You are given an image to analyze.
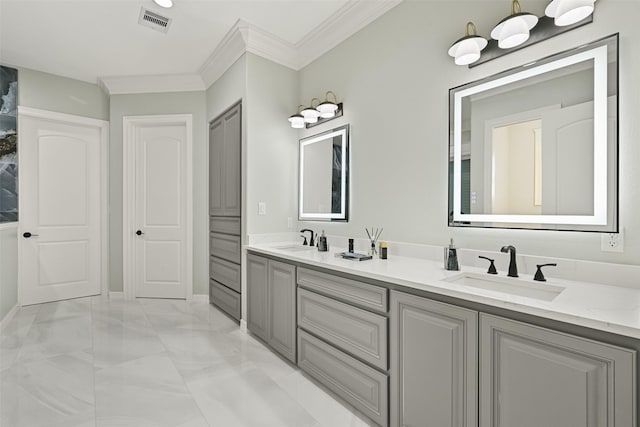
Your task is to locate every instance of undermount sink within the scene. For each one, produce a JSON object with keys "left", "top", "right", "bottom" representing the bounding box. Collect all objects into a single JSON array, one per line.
[
  {"left": 443, "top": 272, "right": 565, "bottom": 301},
  {"left": 272, "top": 244, "right": 317, "bottom": 252}
]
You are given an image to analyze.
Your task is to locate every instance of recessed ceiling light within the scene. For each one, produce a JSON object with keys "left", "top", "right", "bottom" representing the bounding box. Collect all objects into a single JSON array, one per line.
[{"left": 153, "top": 0, "right": 173, "bottom": 8}]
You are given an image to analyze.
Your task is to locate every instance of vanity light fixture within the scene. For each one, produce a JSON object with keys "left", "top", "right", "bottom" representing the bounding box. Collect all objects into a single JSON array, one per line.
[
  {"left": 288, "top": 105, "right": 306, "bottom": 129},
  {"left": 153, "top": 0, "right": 173, "bottom": 7},
  {"left": 491, "top": 0, "right": 539, "bottom": 49},
  {"left": 316, "top": 91, "right": 339, "bottom": 119},
  {"left": 301, "top": 98, "right": 321, "bottom": 124},
  {"left": 448, "top": 22, "right": 488, "bottom": 66},
  {"left": 545, "top": 0, "right": 596, "bottom": 26}
]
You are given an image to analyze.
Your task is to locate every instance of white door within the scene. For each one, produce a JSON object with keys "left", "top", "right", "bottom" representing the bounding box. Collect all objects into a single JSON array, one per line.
[
  {"left": 124, "top": 116, "right": 192, "bottom": 300},
  {"left": 19, "top": 108, "right": 108, "bottom": 306}
]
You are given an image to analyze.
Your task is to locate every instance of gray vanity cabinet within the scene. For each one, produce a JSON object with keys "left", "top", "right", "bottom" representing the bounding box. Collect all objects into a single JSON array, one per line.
[
  {"left": 390, "top": 290, "right": 478, "bottom": 427},
  {"left": 246, "top": 253, "right": 297, "bottom": 363},
  {"left": 479, "top": 314, "right": 636, "bottom": 427}
]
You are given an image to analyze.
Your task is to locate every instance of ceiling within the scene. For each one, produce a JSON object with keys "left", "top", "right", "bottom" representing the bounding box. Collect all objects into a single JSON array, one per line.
[{"left": 0, "top": 0, "right": 387, "bottom": 85}]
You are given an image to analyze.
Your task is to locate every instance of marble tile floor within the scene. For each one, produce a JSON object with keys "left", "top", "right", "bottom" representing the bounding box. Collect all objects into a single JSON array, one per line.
[{"left": 0, "top": 296, "right": 376, "bottom": 427}]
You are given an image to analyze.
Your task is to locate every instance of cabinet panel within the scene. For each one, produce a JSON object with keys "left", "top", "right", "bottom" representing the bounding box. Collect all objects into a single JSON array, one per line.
[
  {"left": 209, "top": 216, "right": 240, "bottom": 235},
  {"left": 210, "top": 256, "right": 241, "bottom": 293},
  {"left": 209, "top": 279, "right": 240, "bottom": 321},
  {"left": 209, "top": 232, "right": 241, "bottom": 264},
  {"left": 480, "top": 314, "right": 636, "bottom": 427},
  {"left": 298, "top": 288, "right": 387, "bottom": 370},
  {"left": 390, "top": 291, "right": 478, "bottom": 427},
  {"left": 298, "top": 329, "right": 388, "bottom": 427},
  {"left": 222, "top": 106, "right": 241, "bottom": 216},
  {"left": 268, "top": 260, "right": 297, "bottom": 363},
  {"left": 297, "top": 267, "right": 388, "bottom": 313},
  {"left": 209, "top": 120, "right": 224, "bottom": 216},
  {"left": 247, "top": 254, "right": 269, "bottom": 341}
]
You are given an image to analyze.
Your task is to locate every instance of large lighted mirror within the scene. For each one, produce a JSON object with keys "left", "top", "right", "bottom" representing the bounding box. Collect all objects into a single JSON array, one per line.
[
  {"left": 299, "top": 124, "right": 349, "bottom": 221},
  {"left": 449, "top": 34, "right": 618, "bottom": 231}
]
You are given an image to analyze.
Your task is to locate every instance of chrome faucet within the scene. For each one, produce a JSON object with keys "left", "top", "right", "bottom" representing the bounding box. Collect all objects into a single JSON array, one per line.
[
  {"left": 500, "top": 245, "right": 518, "bottom": 277},
  {"left": 300, "top": 229, "right": 315, "bottom": 246}
]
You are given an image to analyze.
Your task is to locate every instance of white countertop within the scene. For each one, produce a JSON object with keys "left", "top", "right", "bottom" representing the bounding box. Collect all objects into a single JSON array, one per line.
[{"left": 247, "top": 242, "right": 640, "bottom": 340}]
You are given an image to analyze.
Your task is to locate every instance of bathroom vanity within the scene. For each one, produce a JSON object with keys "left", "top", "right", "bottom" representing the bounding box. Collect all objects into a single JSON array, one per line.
[{"left": 245, "top": 244, "right": 638, "bottom": 427}]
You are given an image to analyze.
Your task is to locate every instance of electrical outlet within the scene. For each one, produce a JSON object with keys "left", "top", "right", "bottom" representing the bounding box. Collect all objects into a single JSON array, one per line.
[
  {"left": 601, "top": 229, "right": 624, "bottom": 253},
  {"left": 258, "top": 202, "right": 266, "bottom": 216}
]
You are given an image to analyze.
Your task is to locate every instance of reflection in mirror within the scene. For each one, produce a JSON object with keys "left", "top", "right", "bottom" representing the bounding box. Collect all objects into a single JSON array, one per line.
[
  {"left": 299, "top": 124, "right": 349, "bottom": 221},
  {"left": 449, "top": 34, "right": 618, "bottom": 231}
]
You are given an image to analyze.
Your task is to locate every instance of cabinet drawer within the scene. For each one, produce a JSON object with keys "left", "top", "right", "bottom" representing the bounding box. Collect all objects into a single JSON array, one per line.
[
  {"left": 210, "top": 256, "right": 241, "bottom": 293},
  {"left": 210, "top": 232, "right": 241, "bottom": 264},
  {"left": 298, "top": 329, "right": 388, "bottom": 427},
  {"left": 297, "top": 267, "right": 388, "bottom": 313},
  {"left": 210, "top": 279, "right": 241, "bottom": 321},
  {"left": 210, "top": 216, "right": 240, "bottom": 235},
  {"left": 298, "top": 288, "right": 387, "bottom": 370}
]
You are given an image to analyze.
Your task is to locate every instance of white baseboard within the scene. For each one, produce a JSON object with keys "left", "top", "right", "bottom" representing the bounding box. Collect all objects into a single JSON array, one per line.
[
  {"left": 240, "top": 319, "right": 248, "bottom": 333},
  {"left": 108, "top": 291, "right": 124, "bottom": 300},
  {"left": 192, "top": 294, "right": 209, "bottom": 303},
  {"left": 0, "top": 303, "right": 19, "bottom": 332}
]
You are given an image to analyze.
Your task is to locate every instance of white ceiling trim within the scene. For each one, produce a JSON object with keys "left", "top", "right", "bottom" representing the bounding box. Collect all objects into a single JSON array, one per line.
[
  {"left": 99, "top": 73, "right": 205, "bottom": 95},
  {"left": 295, "top": 0, "right": 403, "bottom": 69},
  {"left": 101, "top": 0, "right": 403, "bottom": 94}
]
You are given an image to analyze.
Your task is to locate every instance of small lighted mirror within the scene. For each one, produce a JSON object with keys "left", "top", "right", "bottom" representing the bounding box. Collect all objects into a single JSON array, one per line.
[
  {"left": 449, "top": 34, "right": 618, "bottom": 231},
  {"left": 299, "top": 125, "right": 349, "bottom": 221}
]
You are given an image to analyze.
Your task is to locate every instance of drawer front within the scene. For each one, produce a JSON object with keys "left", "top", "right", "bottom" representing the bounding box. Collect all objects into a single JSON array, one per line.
[
  {"left": 210, "top": 279, "right": 241, "bottom": 321},
  {"left": 210, "top": 232, "right": 241, "bottom": 264},
  {"left": 298, "top": 288, "right": 388, "bottom": 370},
  {"left": 297, "top": 267, "right": 388, "bottom": 313},
  {"left": 210, "top": 216, "right": 241, "bottom": 235},
  {"left": 210, "top": 256, "right": 241, "bottom": 292},
  {"left": 298, "top": 329, "right": 388, "bottom": 427}
]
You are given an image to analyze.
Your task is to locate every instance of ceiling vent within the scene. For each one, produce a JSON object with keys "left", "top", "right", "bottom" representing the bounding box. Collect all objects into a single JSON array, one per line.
[{"left": 138, "top": 7, "right": 172, "bottom": 34}]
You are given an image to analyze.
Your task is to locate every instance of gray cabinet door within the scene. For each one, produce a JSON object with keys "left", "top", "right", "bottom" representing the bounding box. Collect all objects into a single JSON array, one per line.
[
  {"left": 480, "top": 314, "right": 636, "bottom": 427},
  {"left": 268, "top": 260, "right": 297, "bottom": 363},
  {"left": 247, "top": 254, "right": 269, "bottom": 341},
  {"left": 209, "top": 119, "right": 224, "bottom": 216},
  {"left": 390, "top": 291, "right": 478, "bottom": 427},
  {"left": 209, "top": 103, "right": 240, "bottom": 216},
  {"left": 221, "top": 105, "right": 241, "bottom": 216}
]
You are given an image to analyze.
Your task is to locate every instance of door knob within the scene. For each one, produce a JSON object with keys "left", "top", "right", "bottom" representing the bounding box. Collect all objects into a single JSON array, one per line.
[
  {"left": 22, "top": 232, "right": 39, "bottom": 238},
  {"left": 135, "top": 230, "right": 144, "bottom": 236}
]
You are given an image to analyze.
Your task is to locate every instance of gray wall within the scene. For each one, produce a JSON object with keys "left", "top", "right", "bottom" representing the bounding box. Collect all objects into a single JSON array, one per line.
[
  {"left": 297, "top": 0, "right": 640, "bottom": 265},
  {"left": 109, "top": 91, "right": 208, "bottom": 294},
  {"left": 0, "top": 225, "right": 18, "bottom": 321}
]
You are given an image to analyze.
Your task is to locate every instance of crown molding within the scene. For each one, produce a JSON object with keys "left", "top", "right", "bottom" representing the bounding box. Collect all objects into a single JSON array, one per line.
[
  {"left": 295, "top": 0, "right": 403, "bottom": 69},
  {"left": 99, "top": 73, "right": 205, "bottom": 95},
  {"left": 199, "top": 19, "right": 250, "bottom": 88}
]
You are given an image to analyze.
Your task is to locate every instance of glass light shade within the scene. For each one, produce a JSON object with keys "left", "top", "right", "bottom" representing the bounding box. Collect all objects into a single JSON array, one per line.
[
  {"left": 153, "top": 0, "right": 173, "bottom": 7},
  {"left": 288, "top": 114, "right": 305, "bottom": 128},
  {"left": 448, "top": 35, "right": 488, "bottom": 66},
  {"left": 301, "top": 107, "right": 320, "bottom": 123},
  {"left": 316, "top": 102, "right": 338, "bottom": 119},
  {"left": 491, "top": 13, "right": 538, "bottom": 49},
  {"left": 545, "top": 0, "right": 595, "bottom": 26}
]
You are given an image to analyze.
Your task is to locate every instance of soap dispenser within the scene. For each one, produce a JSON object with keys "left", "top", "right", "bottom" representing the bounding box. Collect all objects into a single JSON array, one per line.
[
  {"left": 445, "top": 238, "right": 460, "bottom": 271},
  {"left": 317, "top": 230, "right": 328, "bottom": 252}
]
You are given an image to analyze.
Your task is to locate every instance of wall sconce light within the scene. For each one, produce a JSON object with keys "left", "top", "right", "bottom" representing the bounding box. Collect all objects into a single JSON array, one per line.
[
  {"left": 450, "top": 0, "right": 595, "bottom": 67},
  {"left": 448, "top": 22, "right": 488, "bottom": 66},
  {"left": 288, "top": 91, "right": 343, "bottom": 129},
  {"left": 545, "top": 0, "right": 596, "bottom": 26},
  {"left": 316, "top": 91, "right": 339, "bottom": 118},
  {"left": 491, "top": 0, "right": 539, "bottom": 49},
  {"left": 288, "top": 105, "right": 306, "bottom": 129}
]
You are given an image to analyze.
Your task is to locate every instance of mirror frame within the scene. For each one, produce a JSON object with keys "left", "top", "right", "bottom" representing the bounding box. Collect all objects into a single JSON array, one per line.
[
  {"left": 449, "top": 34, "right": 618, "bottom": 231},
  {"left": 299, "top": 124, "right": 350, "bottom": 221}
]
